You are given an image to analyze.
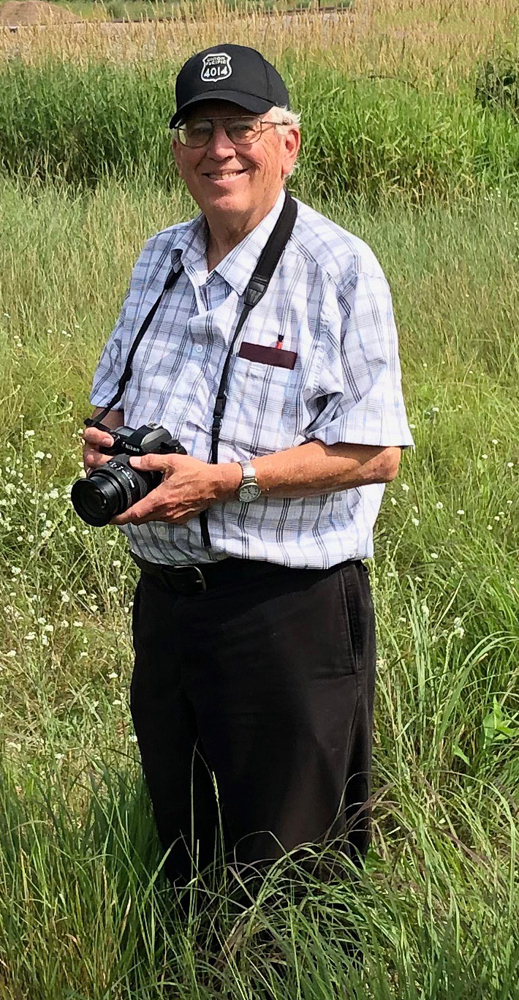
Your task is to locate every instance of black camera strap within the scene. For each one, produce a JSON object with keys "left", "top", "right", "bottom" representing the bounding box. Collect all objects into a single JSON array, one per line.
[
  {"left": 86, "top": 264, "right": 182, "bottom": 429},
  {"left": 201, "top": 190, "right": 297, "bottom": 545},
  {"left": 88, "top": 190, "right": 298, "bottom": 549}
]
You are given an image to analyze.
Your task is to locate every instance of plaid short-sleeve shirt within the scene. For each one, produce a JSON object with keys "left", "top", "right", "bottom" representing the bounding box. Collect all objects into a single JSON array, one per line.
[{"left": 91, "top": 191, "right": 413, "bottom": 568}]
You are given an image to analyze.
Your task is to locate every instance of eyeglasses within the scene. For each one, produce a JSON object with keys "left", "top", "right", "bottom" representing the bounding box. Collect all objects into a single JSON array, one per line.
[{"left": 176, "top": 116, "right": 281, "bottom": 148}]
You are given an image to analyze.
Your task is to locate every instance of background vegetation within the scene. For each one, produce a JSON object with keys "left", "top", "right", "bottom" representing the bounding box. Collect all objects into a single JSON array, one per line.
[
  {"left": 0, "top": 1, "right": 518, "bottom": 997},
  {"left": 3, "top": 58, "right": 519, "bottom": 198}
]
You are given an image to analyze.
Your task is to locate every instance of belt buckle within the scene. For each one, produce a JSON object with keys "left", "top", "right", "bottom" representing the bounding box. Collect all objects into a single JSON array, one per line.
[{"left": 191, "top": 566, "right": 207, "bottom": 592}]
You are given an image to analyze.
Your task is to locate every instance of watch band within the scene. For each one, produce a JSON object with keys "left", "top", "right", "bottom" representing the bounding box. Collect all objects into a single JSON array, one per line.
[{"left": 240, "top": 460, "right": 256, "bottom": 481}]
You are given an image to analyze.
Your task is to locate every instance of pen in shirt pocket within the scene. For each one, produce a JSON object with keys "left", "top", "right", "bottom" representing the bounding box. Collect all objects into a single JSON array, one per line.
[{"left": 275, "top": 333, "right": 284, "bottom": 350}]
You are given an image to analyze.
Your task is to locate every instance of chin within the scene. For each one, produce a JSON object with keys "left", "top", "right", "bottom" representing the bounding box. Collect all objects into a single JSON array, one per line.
[
  {"left": 204, "top": 191, "right": 250, "bottom": 215},
  {"left": 196, "top": 174, "right": 252, "bottom": 209}
]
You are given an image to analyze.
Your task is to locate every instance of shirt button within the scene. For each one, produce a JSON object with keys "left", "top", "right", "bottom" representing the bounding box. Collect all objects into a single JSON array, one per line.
[{"left": 195, "top": 344, "right": 203, "bottom": 354}]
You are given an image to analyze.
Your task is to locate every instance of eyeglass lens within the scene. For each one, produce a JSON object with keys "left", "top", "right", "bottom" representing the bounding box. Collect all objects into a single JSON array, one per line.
[{"left": 178, "top": 117, "right": 265, "bottom": 147}]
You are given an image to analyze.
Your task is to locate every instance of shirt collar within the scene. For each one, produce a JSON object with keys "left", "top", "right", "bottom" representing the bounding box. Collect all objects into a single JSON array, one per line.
[
  {"left": 213, "top": 189, "right": 287, "bottom": 295},
  {"left": 168, "top": 213, "right": 208, "bottom": 271},
  {"left": 169, "top": 189, "right": 288, "bottom": 295}
]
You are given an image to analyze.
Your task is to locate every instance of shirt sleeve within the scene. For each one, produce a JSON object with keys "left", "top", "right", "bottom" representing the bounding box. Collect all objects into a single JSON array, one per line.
[
  {"left": 307, "top": 264, "right": 414, "bottom": 449},
  {"left": 89, "top": 289, "right": 129, "bottom": 409}
]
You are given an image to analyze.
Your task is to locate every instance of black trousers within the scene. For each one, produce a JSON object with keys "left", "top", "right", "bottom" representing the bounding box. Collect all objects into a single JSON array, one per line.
[{"left": 130, "top": 560, "right": 376, "bottom": 887}]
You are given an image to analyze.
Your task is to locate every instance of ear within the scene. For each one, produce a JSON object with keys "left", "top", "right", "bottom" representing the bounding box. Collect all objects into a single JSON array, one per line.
[{"left": 280, "top": 125, "right": 301, "bottom": 180}]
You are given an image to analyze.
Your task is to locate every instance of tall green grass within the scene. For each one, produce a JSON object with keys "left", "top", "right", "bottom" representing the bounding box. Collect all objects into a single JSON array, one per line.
[
  {"left": 0, "top": 178, "right": 518, "bottom": 997},
  {"left": 1, "top": 59, "right": 519, "bottom": 197}
]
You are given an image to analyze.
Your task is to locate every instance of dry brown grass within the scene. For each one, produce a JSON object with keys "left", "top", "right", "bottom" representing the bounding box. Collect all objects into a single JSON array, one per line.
[
  {"left": 0, "top": 1, "right": 79, "bottom": 25},
  {"left": 0, "top": 0, "right": 518, "bottom": 86}
]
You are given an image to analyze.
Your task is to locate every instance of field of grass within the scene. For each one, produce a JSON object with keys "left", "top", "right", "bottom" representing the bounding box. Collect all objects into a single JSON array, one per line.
[
  {"left": 47, "top": 0, "right": 351, "bottom": 22},
  {"left": 0, "top": 1, "right": 518, "bottom": 997},
  {"left": 2, "top": 0, "right": 518, "bottom": 86},
  {"left": 3, "top": 58, "right": 519, "bottom": 198}
]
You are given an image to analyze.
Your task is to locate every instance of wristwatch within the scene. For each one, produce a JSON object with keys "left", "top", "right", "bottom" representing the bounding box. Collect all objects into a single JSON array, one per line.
[{"left": 236, "top": 460, "right": 261, "bottom": 503}]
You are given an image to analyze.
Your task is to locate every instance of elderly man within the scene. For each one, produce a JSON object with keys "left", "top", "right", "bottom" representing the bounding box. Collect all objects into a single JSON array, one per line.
[{"left": 83, "top": 44, "right": 413, "bottom": 887}]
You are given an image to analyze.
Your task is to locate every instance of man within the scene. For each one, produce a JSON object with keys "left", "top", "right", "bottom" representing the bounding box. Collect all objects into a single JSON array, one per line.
[{"left": 84, "top": 44, "right": 413, "bottom": 887}]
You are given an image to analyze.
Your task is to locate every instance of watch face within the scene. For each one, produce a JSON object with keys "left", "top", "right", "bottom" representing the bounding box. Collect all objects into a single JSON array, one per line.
[{"left": 239, "top": 483, "right": 262, "bottom": 502}]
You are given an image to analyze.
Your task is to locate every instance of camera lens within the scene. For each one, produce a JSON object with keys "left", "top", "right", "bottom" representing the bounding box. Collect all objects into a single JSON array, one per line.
[{"left": 71, "top": 457, "right": 159, "bottom": 527}]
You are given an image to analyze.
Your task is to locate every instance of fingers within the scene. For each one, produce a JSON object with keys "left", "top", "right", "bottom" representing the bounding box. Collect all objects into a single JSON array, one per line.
[
  {"left": 112, "top": 482, "right": 207, "bottom": 526},
  {"left": 129, "top": 454, "right": 174, "bottom": 473},
  {"left": 84, "top": 427, "right": 115, "bottom": 449},
  {"left": 111, "top": 480, "right": 170, "bottom": 524},
  {"left": 83, "top": 448, "right": 112, "bottom": 472},
  {"left": 82, "top": 427, "right": 116, "bottom": 473},
  {"left": 112, "top": 498, "right": 158, "bottom": 525}
]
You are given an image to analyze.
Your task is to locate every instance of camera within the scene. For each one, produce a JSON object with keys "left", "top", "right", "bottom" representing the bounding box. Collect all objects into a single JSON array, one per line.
[{"left": 71, "top": 423, "right": 187, "bottom": 527}]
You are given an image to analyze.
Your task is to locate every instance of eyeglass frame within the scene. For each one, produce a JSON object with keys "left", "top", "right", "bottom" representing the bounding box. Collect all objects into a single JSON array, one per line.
[{"left": 174, "top": 114, "right": 285, "bottom": 148}]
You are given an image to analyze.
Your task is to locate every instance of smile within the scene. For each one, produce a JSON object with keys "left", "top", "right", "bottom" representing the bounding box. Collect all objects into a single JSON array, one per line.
[{"left": 203, "top": 170, "right": 248, "bottom": 180}]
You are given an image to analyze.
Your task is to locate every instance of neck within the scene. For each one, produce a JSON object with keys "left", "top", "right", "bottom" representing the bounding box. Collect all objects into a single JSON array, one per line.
[{"left": 205, "top": 190, "right": 284, "bottom": 270}]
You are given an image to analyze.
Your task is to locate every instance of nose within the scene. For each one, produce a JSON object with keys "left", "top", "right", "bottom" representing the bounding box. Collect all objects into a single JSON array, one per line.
[{"left": 205, "top": 123, "right": 236, "bottom": 159}]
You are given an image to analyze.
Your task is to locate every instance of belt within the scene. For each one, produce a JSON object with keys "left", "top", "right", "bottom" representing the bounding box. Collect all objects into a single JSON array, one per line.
[{"left": 130, "top": 551, "right": 284, "bottom": 596}]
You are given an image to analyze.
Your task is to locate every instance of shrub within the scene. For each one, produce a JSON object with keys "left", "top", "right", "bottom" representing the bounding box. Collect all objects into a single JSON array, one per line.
[{"left": 475, "top": 55, "right": 519, "bottom": 118}]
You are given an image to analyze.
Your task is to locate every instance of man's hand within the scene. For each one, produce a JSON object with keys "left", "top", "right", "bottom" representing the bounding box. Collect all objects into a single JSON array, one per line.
[
  {"left": 82, "top": 409, "right": 124, "bottom": 473},
  {"left": 83, "top": 425, "right": 117, "bottom": 472},
  {"left": 112, "top": 453, "right": 241, "bottom": 526}
]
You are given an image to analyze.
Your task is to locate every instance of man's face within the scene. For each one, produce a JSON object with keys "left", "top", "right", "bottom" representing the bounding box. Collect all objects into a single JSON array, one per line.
[{"left": 172, "top": 100, "right": 300, "bottom": 223}]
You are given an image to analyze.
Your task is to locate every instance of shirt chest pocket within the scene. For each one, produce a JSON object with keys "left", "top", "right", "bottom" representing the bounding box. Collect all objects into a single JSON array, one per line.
[{"left": 222, "top": 355, "right": 298, "bottom": 455}]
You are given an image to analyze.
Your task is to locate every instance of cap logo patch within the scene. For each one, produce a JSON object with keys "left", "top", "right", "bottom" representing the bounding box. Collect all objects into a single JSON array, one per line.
[{"left": 201, "top": 53, "right": 232, "bottom": 82}]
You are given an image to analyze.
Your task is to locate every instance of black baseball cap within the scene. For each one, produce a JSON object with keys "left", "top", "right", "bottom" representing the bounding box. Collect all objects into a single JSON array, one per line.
[{"left": 169, "top": 44, "right": 290, "bottom": 128}]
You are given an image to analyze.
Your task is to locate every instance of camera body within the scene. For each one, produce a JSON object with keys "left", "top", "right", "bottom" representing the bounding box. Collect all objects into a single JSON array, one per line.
[
  {"left": 98, "top": 423, "right": 184, "bottom": 458},
  {"left": 71, "top": 423, "right": 187, "bottom": 527}
]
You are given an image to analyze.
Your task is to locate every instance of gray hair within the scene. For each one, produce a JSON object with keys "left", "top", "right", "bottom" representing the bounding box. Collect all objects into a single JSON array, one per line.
[
  {"left": 267, "top": 105, "right": 301, "bottom": 128},
  {"left": 266, "top": 106, "right": 300, "bottom": 177}
]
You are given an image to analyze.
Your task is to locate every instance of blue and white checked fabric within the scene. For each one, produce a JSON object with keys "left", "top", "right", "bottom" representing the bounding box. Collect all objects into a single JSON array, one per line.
[{"left": 91, "top": 190, "right": 414, "bottom": 568}]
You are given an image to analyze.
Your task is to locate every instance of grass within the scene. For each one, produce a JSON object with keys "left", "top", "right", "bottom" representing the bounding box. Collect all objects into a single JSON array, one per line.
[
  {"left": 2, "top": 59, "right": 519, "bottom": 197},
  {"left": 0, "top": 176, "right": 518, "bottom": 997},
  {"left": 0, "top": 0, "right": 518, "bottom": 992},
  {"left": 0, "top": 0, "right": 518, "bottom": 90},
  {"left": 46, "top": 0, "right": 353, "bottom": 21}
]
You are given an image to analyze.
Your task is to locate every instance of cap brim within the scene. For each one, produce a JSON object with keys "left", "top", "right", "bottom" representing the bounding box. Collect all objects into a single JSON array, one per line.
[{"left": 169, "top": 91, "right": 273, "bottom": 128}]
